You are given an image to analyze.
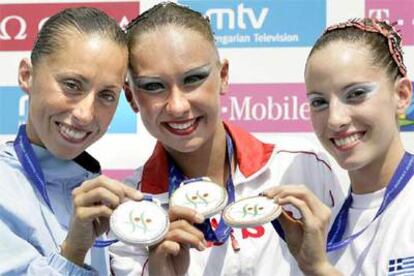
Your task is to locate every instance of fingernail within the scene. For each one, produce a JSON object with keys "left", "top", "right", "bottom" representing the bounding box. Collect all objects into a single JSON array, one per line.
[
  {"left": 195, "top": 213, "right": 205, "bottom": 223},
  {"left": 197, "top": 241, "right": 206, "bottom": 251}
]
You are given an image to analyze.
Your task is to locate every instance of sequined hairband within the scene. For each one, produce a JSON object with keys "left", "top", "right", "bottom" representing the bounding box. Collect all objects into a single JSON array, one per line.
[{"left": 324, "top": 18, "right": 407, "bottom": 77}]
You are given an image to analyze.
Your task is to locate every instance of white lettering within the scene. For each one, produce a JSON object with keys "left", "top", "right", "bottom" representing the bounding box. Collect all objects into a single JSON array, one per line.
[
  {"left": 207, "top": 4, "right": 268, "bottom": 30},
  {"left": 238, "top": 4, "right": 268, "bottom": 29},
  {"left": 119, "top": 16, "right": 130, "bottom": 30},
  {"left": 18, "top": 95, "right": 29, "bottom": 117},
  {"left": 206, "top": 8, "right": 235, "bottom": 30},
  {"left": 38, "top": 17, "right": 49, "bottom": 31},
  {"left": 214, "top": 33, "right": 251, "bottom": 45},
  {"left": 254, "top": 32, "right": 299, "bottom": 43},
  {"left": 227, "top": 95, "right": 310, "bottom": 121},
  {"left": 229, "top": 96, "right": 251, "bottom": 120},
  {"left": 252, "top": 102, "right": 266, "bottom": 120},
  {"left": 0, "top": 15, "right": 27, "bottom": 40},
  {"left": 368, "top": 9, "right": 390, "bottom": 22}
]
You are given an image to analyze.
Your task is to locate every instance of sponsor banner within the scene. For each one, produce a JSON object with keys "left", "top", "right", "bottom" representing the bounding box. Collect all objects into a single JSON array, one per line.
[
  {"left": 179, "top": 0, "right": 326, "bottom": 48},
  {"left": 0, "top": 2, "right": 139, "bottom": 51},
  {"left": 400, "top": 82, "right": 414, "bottom": 131},
  {"left": 0, "top": 87, "right": 137, "bottom": 134},
  {"left": 366, "top": 0, "right": 414, "bottom": 45},
  {"left": 221, "top": 83, "right": 312, "bottom": 132}
]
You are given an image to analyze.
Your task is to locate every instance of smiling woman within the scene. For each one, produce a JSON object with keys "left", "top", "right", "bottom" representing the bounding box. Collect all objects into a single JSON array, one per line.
[
  {"left": 109, "top": 2, "right": 345, "bottom": 276},
  {"left": 20, "top": 32, "right": 127, "bottom": 159},
  {"left": 0, "top": 7, "right": 143, "bottom": 275},
  {"left": 267, "top": 18, "right": 414, "bottom": 276}
]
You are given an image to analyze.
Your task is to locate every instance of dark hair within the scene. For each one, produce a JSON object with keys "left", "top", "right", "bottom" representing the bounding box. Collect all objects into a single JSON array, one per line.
[
  {"left": 308, "top": 18, "right": 407, "bottom": 79},
  {"left": 31, "top": 7, "right": 127, "bottom": 66},
  {"left": 126, "top": 2, "right": 214, "bottom": 51}
]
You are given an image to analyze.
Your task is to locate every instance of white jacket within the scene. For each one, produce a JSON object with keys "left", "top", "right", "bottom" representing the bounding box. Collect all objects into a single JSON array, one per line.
[{"left": 110, "top": 122, "right": 345, "bottom": 276}]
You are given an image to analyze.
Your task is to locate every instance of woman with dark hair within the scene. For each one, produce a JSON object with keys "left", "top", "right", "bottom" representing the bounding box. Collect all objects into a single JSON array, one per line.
[
  {"left": 110, "top": 2, "right": 344, "bottom": 275},
  {"left": 0, "top": 7, "right": 142, "bottom": 275},
  {"left": 266, "top": 18, "right": 413, "bottom": 275}
]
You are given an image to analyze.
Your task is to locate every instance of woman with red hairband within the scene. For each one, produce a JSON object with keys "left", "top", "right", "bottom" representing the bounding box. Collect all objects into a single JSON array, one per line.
[{"left": 264, "top": 18, "right": 413, "bottom": 275}]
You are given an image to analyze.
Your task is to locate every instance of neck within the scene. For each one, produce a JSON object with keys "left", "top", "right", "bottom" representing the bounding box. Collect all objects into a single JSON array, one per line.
[
  {"left": 349, "top": 137, "right": 405, "bottom": 194},
  {"left": 167, "top": 123, "right": 233, "bottom": 186},
  {"left": 25, "top": 121, "right": 43, "bottom": 147}
]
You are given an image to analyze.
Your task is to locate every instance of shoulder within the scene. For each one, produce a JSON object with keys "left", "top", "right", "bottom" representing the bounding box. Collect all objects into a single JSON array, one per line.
[
  {"left": 0, "top": 143, "right": 34, "bottom": 205},
  {"left": 0, "top": 142, "right": 18, "bottom": 164},
  {"left": 0, "top": 142, "right": 25, "bottom": 183},
  {"left": 265, "top": 135, "right": 332, "bottom": 171}
]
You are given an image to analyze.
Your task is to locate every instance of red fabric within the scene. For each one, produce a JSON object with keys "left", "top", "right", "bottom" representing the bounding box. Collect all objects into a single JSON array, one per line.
[{"left": 140, "top": 121, "right": 274, "bottom": 193}]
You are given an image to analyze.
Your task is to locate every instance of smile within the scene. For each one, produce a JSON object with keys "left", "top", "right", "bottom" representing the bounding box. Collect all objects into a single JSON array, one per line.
[
  {"left": 331, "top": 132, "right": 364, "bottom": 149},
  {"left": 163, "top": 118, "right": 199, "bottom": 136},
  {"left": 167, "top": 119, "right": 196, "bottom": 130},
  {"left": 57, "top": 122, "right": 89, "bottom": 142}
]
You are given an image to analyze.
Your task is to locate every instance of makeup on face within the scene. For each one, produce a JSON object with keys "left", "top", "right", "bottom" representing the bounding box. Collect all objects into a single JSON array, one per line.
[
  {"left": 131, "top": 64, "right": 212, "bottom": 95},
  {"left": 307, "top": 82, "right": 379, "bottom": 112}
]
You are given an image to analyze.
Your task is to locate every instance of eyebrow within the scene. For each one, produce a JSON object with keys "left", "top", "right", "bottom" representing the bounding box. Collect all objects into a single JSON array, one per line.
[
  {"left": 306, "top": 91, "right": 322, "bottom": 97},
  {"left": 55, "top": 72, "right": 89, "bottom": 84},
  {"left": 306, "top": 81, "right": 375, "bottom": 96},
  {"left": 56, "top": 73, "right": 122, "bottom": 91},
  {"left": 341, "top": 82, "right": 375, "bottom": 92},
  {"left": 183, "top": 63, "right": 212, "bottom": 75},
  {"left": 134, "top": 63, "right": 212, "bottom": 80}
]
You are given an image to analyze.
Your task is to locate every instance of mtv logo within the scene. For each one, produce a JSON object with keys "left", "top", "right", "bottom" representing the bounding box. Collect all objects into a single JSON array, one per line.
[
  {"left": 179, "top": 0, "right": 326, "bottom": 48},
  {"left": 206, "top": 3, "right": 269, "bottom": 30}
]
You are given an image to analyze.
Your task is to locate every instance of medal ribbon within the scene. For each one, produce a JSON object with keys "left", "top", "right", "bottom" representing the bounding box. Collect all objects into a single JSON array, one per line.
[
  {"left": 13, "top": 124, "right": 118, "bottom": 248},
  {"left": 327, "top": 152, "right": 414, "bottom": 252},
  {"left": 270, "top": 152, "right": 414, "bottom": 252},
  {"left": 168, "top": 134, "right": 235, "bottom": 243}
]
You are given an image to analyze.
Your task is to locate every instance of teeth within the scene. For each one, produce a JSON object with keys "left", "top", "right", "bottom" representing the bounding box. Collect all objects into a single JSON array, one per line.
[
  {"left": 334, "top": 133, "right": 362, "bottom": 147},
  {"left": 59, "top": 124, "right": 87, "bottom": 140},
  {"left": 167, "top": 120, "right": 195, "bottom": 130}
]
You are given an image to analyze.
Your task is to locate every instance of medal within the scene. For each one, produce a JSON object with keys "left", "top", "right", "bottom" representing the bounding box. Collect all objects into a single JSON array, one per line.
[
  {"left": 110, "top": 197, "right": 169, "bottom": 246},
  {"left": 223, "top": 195, "right": 282, "bottom": 228},
  {"left": 170, "top": 177, "right": 228, "bottom": 218}
]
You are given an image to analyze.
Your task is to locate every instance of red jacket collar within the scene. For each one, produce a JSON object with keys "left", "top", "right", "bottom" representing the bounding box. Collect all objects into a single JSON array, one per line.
[{"left": 140, "top": 121, "right": 274, "bottom": 193}]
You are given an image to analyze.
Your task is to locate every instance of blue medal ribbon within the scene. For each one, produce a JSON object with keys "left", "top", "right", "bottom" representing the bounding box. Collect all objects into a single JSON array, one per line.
[
  {"left": 14, "top": 124, "right": 55, "bottom": 212},
  {"left": 271, "top": 152, "right": 414, "bottom": 251},
  {"left": 327, "top": 152, "right": 414, "bottom": 252},
  {"left": 168, "top": 134, "right": 235, "bottom": 243},
  {"left": 13, "top": 124, "right": 117, "bottom": 248}
]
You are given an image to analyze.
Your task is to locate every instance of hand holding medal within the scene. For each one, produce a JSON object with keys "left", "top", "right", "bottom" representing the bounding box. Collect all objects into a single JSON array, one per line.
[
  {"left": 222, "top": 195, "right": 282, "bottom": 228},
  {"left": 170, "top": 177, "right": 228, "bottom": 218},
  {"left": 110, "top": 196, "right": 169, "bottom": 246}
]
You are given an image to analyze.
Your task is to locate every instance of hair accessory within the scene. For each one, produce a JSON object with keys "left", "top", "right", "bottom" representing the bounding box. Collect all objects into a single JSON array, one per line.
[
  {"left": 110, "top": 198, "right": 169, "bottom": 246},
  {"left": 223, "top": 195, "right": 282, "bottom": 228},
  {"left": 170, "top": 177, "right": 228, "bottom": 218},
  {"left": 324, "top": 18, "right": 407, "bottom": 76}
]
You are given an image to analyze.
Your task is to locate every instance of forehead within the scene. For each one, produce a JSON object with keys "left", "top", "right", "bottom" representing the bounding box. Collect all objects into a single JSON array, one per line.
[
  {"left": 34, "top": 33, "right": 127, "bottom": 81},
  {"left": 305, "top": 41, "right": 387, "bottom": 91},
  {"left": 130, "top": 26, "right": 218, "bottom": 74},
  {"left": 46, "top": 32, "right": 125, "bottom": 62},
  {"left": 308, "top": 41, "right": 372, "bottom": 70}
]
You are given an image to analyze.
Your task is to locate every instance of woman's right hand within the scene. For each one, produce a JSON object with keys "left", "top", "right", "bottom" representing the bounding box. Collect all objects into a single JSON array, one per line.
[
  {"left": 263, "top": 185, "right": 341, "bottom": 276},
  {"left": 60, "top": 175, "right": 143, "bottom": 266},
  {"left": 148, "top": 205, "right": 207, "bottom": 276}
]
